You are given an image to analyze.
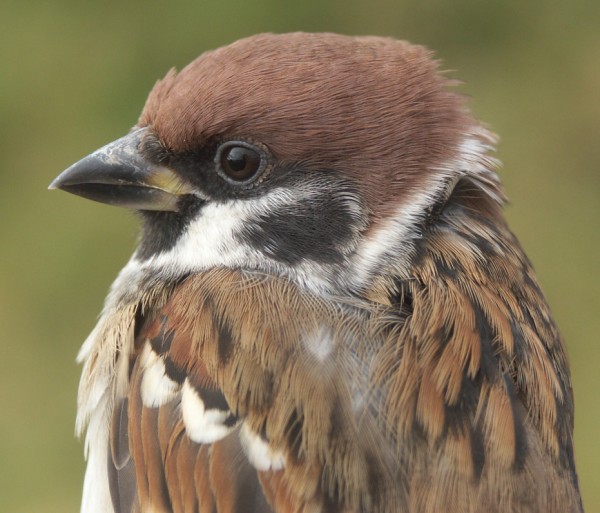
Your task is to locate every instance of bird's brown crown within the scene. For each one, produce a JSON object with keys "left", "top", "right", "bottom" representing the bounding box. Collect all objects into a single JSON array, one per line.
[{"left": 138, "top": 32, "right": 475, "bottom": 213}]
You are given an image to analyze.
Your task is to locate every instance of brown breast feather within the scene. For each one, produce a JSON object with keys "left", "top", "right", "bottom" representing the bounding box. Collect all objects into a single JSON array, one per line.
[{"left": 108, "top": 211, "right": 582, "bottom": 513}]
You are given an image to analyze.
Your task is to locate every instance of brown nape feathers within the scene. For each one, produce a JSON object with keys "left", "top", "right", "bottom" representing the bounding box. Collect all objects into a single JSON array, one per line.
[{"left": 50, "top": 32, "right": 583, "bottom": 513}]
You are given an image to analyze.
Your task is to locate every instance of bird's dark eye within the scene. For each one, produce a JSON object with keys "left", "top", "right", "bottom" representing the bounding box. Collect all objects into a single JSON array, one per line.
[{"left": 216, "top": 141, "right": 266, "bottom": 184}]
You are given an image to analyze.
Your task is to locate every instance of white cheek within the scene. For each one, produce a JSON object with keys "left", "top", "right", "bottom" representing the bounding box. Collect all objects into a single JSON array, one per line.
[
  {"left": 151, "top": 200, "right": 251, "bottom": 273},
  {"left": 136, "top": 190, "right": 341, "bottom": 294},
  {"left": 145, "top": 190, "right": 300, "bottom": 276}
]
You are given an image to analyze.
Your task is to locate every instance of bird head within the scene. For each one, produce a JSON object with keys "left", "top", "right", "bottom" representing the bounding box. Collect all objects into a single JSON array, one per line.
[{"left": 50, "top": 32, "right": 502, "bottom": 295}]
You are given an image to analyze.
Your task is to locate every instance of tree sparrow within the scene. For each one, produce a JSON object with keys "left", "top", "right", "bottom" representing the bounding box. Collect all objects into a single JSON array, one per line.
[{"left": 50, "top": 33, "right": 583, "bottom": 513}]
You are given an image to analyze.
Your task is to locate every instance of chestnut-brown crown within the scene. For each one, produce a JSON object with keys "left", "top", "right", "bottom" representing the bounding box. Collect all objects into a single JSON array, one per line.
[{"left": 138, "top": 33, "right": 478, "bottom": 213}]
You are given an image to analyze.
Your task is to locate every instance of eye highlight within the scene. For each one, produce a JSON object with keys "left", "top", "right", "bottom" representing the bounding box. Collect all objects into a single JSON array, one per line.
[{"left": 216, "top": 141, "right": 267, "bottom": 184}]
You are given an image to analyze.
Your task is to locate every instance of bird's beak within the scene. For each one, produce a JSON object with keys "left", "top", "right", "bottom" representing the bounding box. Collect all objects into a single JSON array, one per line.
[{"left": 49, "top": 127, "right": 192, "bottom": 211}]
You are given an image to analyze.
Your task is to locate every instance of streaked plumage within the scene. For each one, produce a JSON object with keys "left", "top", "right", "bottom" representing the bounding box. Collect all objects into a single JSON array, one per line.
[{"left": 51, "top": 33, "right": 583, "bottom": 513}]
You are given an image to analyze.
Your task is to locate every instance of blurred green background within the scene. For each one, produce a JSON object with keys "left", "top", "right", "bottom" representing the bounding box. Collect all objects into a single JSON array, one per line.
[{"left": 1, "top": 0, "right": 598, "bottom": 511}]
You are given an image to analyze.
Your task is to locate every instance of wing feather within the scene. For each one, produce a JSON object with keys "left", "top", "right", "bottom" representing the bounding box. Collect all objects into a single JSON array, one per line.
[{"left": 104, "top": 265, "right": 581, "bottom": 513}]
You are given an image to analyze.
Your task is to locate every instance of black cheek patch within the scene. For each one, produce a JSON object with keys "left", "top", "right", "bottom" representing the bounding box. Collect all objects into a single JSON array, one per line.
[{"left": 240, "top": 191, "right": 361, "bottom": 265}]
